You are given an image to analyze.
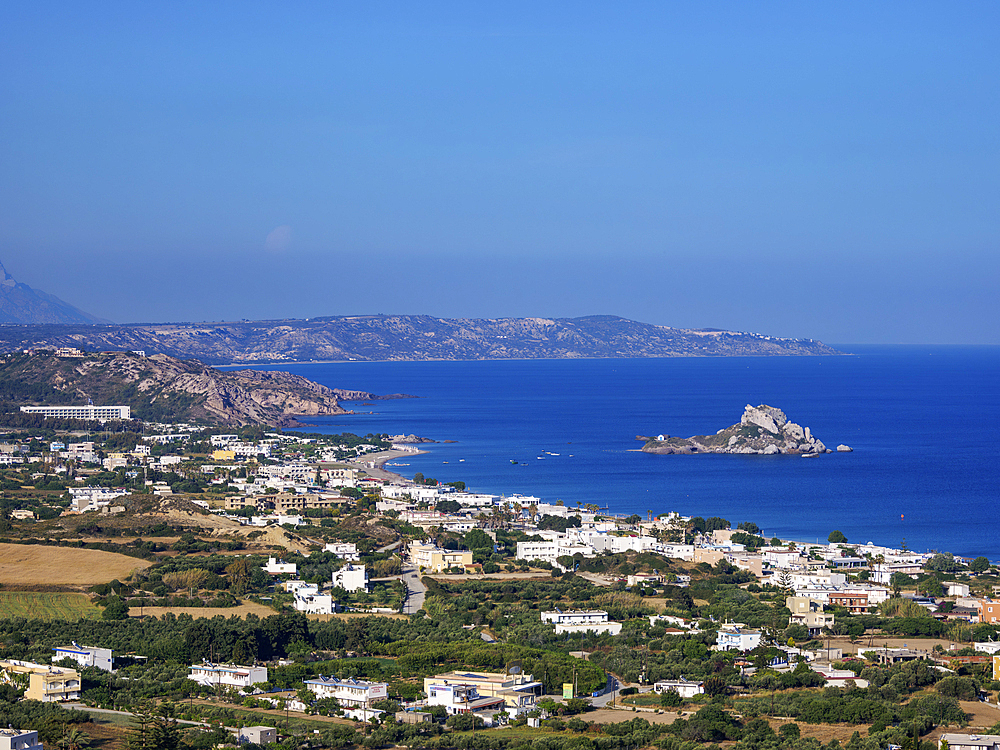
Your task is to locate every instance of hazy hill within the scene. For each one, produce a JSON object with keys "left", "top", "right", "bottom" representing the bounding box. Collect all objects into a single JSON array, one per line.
[
  {"left": 0, "top": 351, "right": 383, "bottom": 426},
  {"left": 0, "top": 314, "right": 840, "bottom": 364},
  {"left": 0, "top": 262, "right": 108, "bottom": 324}
]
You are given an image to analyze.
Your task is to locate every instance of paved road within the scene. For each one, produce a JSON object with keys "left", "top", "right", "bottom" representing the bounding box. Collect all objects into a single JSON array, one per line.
[{"left": 401, "top": 563, "right": 427, "bottom": 615}]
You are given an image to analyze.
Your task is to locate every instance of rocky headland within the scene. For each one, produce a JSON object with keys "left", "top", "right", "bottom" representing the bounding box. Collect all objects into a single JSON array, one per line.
[
  {"left": 639, "top": 404, "right": 843, "bottom": 455},
  {"left": 0, "top": 351, "right": 405, "bottom": 427}
]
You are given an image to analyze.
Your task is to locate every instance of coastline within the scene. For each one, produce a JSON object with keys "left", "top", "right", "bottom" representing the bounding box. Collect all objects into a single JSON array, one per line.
[{"left": 352, "top": 448, "right": 428, "bottom": 483}]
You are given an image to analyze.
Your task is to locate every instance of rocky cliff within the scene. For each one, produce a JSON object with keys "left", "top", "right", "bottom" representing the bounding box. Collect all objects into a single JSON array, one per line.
[
  {"left": 639, "top": 404, "right": 832, "bottom": 455},
  {"left": 0, "top": 315, "right": 841, "bottom": 365},
  {"left": 0, "top": 351, "right": 390, "bottom": 427}
]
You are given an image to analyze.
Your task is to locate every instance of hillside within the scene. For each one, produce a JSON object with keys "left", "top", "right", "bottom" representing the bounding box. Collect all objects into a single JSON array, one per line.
[
  {"left": 0, "top": 261, "right": 107, "bottom": 324},
  {"left": 0, "top": 314, "right": 840, "bottom": 364},
  {"left": 0, "top": 351, "right": 384, "bottom": 426}
]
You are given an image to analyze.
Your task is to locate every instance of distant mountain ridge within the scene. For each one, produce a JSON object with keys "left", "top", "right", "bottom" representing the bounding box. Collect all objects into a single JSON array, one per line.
[
  {"left": 0, "top": 262, "right": 108, "bottom": 324},
  {"left": 0, "top": 314, "right": 840, "bottom": 364}
]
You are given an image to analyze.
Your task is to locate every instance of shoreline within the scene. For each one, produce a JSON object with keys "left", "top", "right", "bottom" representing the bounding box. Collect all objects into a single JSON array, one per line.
[{"left": 351, "top": 448, "right": 429, "bottom": 483}]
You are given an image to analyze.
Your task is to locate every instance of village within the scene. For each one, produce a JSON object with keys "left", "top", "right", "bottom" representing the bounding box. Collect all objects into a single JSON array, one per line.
[{"left": 0, "top": 420, "right": 999, "bottom": 750}]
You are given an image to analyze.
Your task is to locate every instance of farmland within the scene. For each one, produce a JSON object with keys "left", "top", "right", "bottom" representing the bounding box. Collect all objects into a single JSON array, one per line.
[
  {"left": 0, "top": 591, "right": 101, "bottom": 620},
  {"left": 0, "top": 542, "right": 152, "bottom": 585}
]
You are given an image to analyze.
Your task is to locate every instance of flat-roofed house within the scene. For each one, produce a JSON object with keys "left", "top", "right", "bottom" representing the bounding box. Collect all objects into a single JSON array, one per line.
[
  {"left": 0, "top": 660, "right": 80, "bottom": 702},
  {"left": 188, "top": 662, "right": 267, "bottom": 690}
]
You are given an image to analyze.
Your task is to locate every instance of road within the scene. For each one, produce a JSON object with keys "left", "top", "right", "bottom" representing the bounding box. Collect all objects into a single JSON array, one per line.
[{"left": 401, "top": 563, "right": 427, "bottom": 615}]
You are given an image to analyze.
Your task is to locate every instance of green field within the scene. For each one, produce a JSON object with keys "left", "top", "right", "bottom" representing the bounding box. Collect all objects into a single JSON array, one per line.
[{"left": 0, "top": 591, "right": 101, "bottom": 620}]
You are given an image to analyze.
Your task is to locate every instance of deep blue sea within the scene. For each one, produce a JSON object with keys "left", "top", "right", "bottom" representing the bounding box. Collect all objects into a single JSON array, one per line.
[{"left": 244, "top": 346, "right": 1000, "bottom": 560}]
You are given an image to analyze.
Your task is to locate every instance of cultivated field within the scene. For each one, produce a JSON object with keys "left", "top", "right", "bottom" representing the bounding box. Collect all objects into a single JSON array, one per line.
[
  {"left": 0, "top": 591, "right": 101, "bottom": 620},
  {"left": 130, "top": 601, "right": 276, "bottom": 619},
  {"left": 0, "top": 543, "right": 152, "bottom": 585}
]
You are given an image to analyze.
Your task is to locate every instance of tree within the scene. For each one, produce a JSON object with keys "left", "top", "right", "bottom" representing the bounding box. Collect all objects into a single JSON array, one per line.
[
  {"left": 659, "top": 688, "right": 682, "bottom": 707},
  {"left": 828, "top": 530, "right": 848, "bottom": 544},
  {"left": 150, "top": 704, "right": 182, "bottom": 750},
  {"left": 926, "top": 552, "right": 958, "bottom": 573},
  {"left": 102, "top": 596, "right": 130, "bottom": 620},
  {"left": 890, "top": 572, "right": 914, "bottom": 597},
  {"left": 971, "top": 556, "right": 991, "bottom": 574},
  {"left": 463, "top": 529, "right": 493, "bottom": 551},
  {"left": 435, "top": 500, "right": 461, "bottom": 514},
  {"left": 737, "top": 521, "right": 761, "bottom": 535}
]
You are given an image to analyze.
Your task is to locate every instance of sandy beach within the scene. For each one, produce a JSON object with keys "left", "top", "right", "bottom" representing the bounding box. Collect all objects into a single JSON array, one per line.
[{"left": 351, "top": 448, "right": 428, "bottom": 482}]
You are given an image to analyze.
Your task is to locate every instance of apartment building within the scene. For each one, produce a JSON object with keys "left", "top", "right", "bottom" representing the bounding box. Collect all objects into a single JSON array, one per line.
[
  {"left": 409, "top": 542, "right": 473, "bottom": 573},
  {"left": 188, "top": 662, "right": 268, "bottom": 689},
  {"left": 53, "top": 644, "right": 113, "bottom": 671},
  {"left": 0, "top": 729, "right": 43, "bottom": 750},
  {"left": 331, "top": 564, "right": 367, "bottom": 593},
  {"left": 0, "top": 660, "right": 80, "bottom": 702},
  {"left": 423, "top": 671, "right": 541, "bottom": 712},
  {"left": 540, "top": 609, "right": 622, "bottom": 636},
  {"left": 20, "top": 405, "right": 131, "bottom": 421},
  {"left": 302, "top": 676, "right": 387, "bottom": 707}
]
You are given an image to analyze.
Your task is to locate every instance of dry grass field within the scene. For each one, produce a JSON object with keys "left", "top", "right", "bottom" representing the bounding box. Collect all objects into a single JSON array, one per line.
[
  {"left": 0, "top": 543, "right": 152, "bottom": 586},
  {"left": 0, "top": 591, "right": 101, "bottom": 620},
  {"left": 130, "top": 601, "right": 276, "bottom": 619}
]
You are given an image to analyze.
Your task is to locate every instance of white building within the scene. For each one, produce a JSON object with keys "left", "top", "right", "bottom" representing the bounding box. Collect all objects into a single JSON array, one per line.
[
  {"left": 236, "top": 727, "right": 277, "bottom": 746},
  {"left": 937, "top": 735, "right": 1000, "bottom": 750},
  {"left": 290, "top": 583, "right": 335, "bottom": 614},
  {"left": 69, "top": 487, "right": 128, "bottom": 512},
  {"left": 653, "top": 678, "right": 704, "bottom": 698},
  {"left": 425, "top": 683, "right": 506, "bottom": 715},
  {"left": 540, "top": 609, "right": 622, "bottom": 636},
  {"left": 303, "top": 676, "right": 387, "bottom": 707},
  {"left": 446, "top": 492, "right": 499, "bottom": 507},
  {"left": 53, "top": 644, "right": 113, "bottom": 671},
  {"left": 324, "top": 542, "right": 360, "bottom": 561},
  {"left": 188, "top": 662, "right": 268, "bottom": 689},
  {"left": 264, "top": 558, "right": 297, "bottom": 576},
  {"left": 716, "top": 624, "right": 762, "bottom": 651},
  {"left": 331, "top": 564, "right": 367, "bottom": 593},
  {"left": 0, "top": 730, "right": 43, "bottom": 750},
  {"left": 516, "top": 539, "right": 596, "bottom": 565},
  {"left": 20, "top": 405, "right": 131, "bottom": 421}
]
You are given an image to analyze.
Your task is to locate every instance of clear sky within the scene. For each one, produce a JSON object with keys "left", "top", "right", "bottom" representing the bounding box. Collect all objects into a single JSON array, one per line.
[{"left": 1, "top": 2, "right": 998, "bottom": 344}]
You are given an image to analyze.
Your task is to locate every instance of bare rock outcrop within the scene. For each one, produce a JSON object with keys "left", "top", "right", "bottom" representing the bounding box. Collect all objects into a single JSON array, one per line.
[{"left": 640, "top": 404, "right": 836, "bottom": 456}]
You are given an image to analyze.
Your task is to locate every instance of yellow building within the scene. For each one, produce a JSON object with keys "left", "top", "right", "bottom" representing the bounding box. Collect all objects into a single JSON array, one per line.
[
  {"left": 0, "top": 660, "right": 80, "bottom": 702},
  {"left": 212, "top": 450, "right": 236, "bottom": 461},
  {"left": 409, "top": 542, "right": 473, "bottom": 573}
]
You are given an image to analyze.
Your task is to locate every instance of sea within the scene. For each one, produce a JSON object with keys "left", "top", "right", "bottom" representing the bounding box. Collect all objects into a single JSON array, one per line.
[{"left": 243, "top": 346, "right": 1000, "bottom": 560}]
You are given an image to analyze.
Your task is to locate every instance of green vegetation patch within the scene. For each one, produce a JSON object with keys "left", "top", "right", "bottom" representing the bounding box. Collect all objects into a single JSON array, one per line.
[{"left": 0, "top": 591, "right": 101, "bottom": 620}]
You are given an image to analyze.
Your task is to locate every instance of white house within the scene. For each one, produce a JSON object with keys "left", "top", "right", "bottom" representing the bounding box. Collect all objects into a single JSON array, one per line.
[
  {"left": 541, "top": 609, "right": 622, "bottom": 636},
  {"left": 303, "top": 676, "right": 387, "bottom": 707},
  {"left": 716, "top": 624, "right": 762, "bottom": 651},
  {"left": 938, "top": 733, "right": 1000, "bottom": 750},
  {"left": 653, "top": 678, "right": 704, "bottom": 698},
  {"left": 264, "top": 558, "right": 297, "bottom": 576},
  {"left": 425, "top": 683, "right": 506, "bottom": 714},
  {"left": 331, "top": 564, "right": 367, "bottom": 593},
  {"left": 188, "top": 662, "right": 268, "bottom": 689},
  {"left": 290, "top": 583, "right": 335, "bottom": 614},
  {"left": 324, "top": 542, "right": 360, "bottom": 561},
  {"left": 0, "top": 729, "right": 43, "bottom": 750},
  {"left": 53, "top": 644, "right": 113, "bottom": 672}
]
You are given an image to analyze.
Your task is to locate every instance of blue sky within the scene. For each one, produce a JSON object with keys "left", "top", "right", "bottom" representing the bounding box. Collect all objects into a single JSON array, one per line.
[{"left": 1, "top": 2, "right": 998, "bottom": 343}]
